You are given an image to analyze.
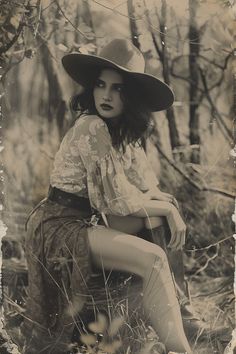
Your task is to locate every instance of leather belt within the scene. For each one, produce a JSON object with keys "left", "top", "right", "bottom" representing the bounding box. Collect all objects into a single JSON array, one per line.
[{"left": 48, "top": 185, "right": 92, "bottom": 212}]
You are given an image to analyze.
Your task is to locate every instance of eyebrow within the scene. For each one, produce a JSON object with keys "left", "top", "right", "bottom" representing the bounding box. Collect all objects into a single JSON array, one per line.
[{"left": 97, "top": 78, "right": 124, "bottom": 86}]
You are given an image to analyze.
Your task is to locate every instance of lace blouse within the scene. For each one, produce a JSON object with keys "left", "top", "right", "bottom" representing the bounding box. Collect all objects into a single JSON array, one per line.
[{"left": 50, "top": 114, "right": 159, "bottom": 216}]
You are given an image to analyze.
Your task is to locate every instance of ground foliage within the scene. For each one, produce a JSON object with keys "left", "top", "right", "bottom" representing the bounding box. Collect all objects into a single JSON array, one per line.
[{"left": 0, "top": 0, "right": 235, "bottom": 353}]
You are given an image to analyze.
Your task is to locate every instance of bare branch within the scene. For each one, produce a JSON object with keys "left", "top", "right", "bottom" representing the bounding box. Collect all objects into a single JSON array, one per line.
[
  {"left": 145, "top": 19, "right": 203, "bottom": 46},
  {"left": 143, "top": 0, "right": 162, "bottom": 60},
  {"left": 170, "top": 55, "right": 206, "bottom": 92},
  {"left": 151, "top": 134, "right": 235, "bottom": 199},
  {"left": 54, "top": 0, "right": 94, "bottom": 40},
  {"left": 0, "top": 21, "right": 25, "bottom": 56},
  {"left": 199, "top": 66, "right": 233, "bottom": 140},
  {"left": 1, "top": 53, "right": 25, "bottom": 82},
  {"left": 113, "top": 0, "right": 128, "bottom": 10},
  {"left": 198, "top": 52, "right": 232, "bottom": 71},
  {"left": 192, "top": 245, "right": 219, "bottom": 276},
  {"left": 186, "top": 235, "right": 233, "bottom": 253},
  {"left": 206, "top": 60, "right": 232, "bottom": 92},
  {"left": 127, "top": 0, "right": 140, "bottom": 49},
  {"left": 41, "top": 0, "right": 57, "bottom": 12},
  {"left": 90, "top": 0, "right": 144, "bottom": 21},
  {"left": 171, "top": 52, "right": 232, "bottom": 106},
  {"left": 171, "top": 49, "right": 231, "bottom": 93},
  {"left": 151, "top": 31, "right": 163, "bottom": 61},
  {"left": 33, "top": 0, "right": 42, "bottom": 37}
]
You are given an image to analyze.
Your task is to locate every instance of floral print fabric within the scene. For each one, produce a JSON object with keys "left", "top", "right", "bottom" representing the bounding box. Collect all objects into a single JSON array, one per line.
[
  {"left": 21, "top": 114, "right": 160, "bottom": 353},
  {"left": 50, "top": 114, "right": 159, "bottom": 216},
  {"left": 21, "top": 200, "right": 93, "bottom": 354}
]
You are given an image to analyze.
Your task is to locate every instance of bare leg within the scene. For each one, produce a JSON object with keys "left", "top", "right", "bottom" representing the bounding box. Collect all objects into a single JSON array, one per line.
[
  {"left": 87, "top": 225, "right": 192, "bottom": 354},
  {"left": 145, "top": 216, "right": 187, "bottom": 293}
]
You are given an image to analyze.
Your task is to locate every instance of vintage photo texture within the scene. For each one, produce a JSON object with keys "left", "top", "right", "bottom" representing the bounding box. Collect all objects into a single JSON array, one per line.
[{"left": 0, "top": 0, "right": 235, "bottom": 353}]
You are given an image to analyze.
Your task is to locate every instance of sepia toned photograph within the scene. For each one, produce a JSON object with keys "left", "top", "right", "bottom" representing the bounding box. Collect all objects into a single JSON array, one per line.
[{"left": 0, "top": 1, "right": 235, "bottom": 353}]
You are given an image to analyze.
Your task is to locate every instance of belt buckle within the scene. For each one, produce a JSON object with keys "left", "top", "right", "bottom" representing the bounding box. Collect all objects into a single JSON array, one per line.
[
  {"left": 90, "top": 214, "right": 100, "bottom": 226},
  {"left": 83, "top": 213, "right": 100, "bottom": 227}
]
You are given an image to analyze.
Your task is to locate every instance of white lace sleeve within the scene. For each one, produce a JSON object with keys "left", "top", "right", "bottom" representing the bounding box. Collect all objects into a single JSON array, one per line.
[
  {"left": 76, "top": 115, "right": 145, "bottom": 216},
  {"left": 125, "top": 144, "right": 159, "bottom": 192}
]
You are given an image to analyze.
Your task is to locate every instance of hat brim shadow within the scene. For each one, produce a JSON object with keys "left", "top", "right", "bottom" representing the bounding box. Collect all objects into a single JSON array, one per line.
[{"left": 62, "top": 53, "right": 174, "bottom": 112}]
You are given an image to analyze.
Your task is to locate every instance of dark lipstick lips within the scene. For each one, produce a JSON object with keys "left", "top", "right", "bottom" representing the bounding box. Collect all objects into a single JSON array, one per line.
[{"left": 101, "top": 104, "right": 113, "bottom": 110}]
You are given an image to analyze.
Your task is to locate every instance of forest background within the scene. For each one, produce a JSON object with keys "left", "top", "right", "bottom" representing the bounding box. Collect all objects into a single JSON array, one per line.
[{"left": 0, "top": 0, "right": 235, "bottom": 353}]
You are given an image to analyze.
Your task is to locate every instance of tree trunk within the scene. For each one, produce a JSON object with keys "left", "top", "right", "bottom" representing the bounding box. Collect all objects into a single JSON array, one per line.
[
  {"left": 127, "top": 0, "right": 141, "bottom": 49},
  {"left": 159, "top": 0, "right": 180, "bottom": 150},
  {"left": 81, "top": 1, "right": 95, "bottom": 34},
  {"left": 74, "top": 4, "right": 80, "bottom": 45},
  {"left": 9, "top": 65, "right": 21, "bottom": 115},
  {"left": 40, "top": 42, "right": 66, "bottom": 135},
  {"left": 189, "top": 0, "right": 201, "bottom": 163},
  {"left": 128, "top": 0, "right": 180, "bottom": 150},
  {"left": 81, "top": 0, "right": 96, "bottom": 48},
  {"left": 26, "top": 61, "right": 38, "bottom": 118}
]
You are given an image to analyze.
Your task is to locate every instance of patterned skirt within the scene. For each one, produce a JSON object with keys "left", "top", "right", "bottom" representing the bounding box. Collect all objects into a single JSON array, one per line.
[{"left": 21, "top": 199, "right": 95, "bottom": 354}]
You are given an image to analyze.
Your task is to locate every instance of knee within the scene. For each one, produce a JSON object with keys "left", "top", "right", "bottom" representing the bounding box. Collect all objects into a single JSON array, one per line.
[
  {"left": 148, "top": 244, "right": 167, "bottom": 265},
  {"left": 139, "top": 243, "right": 168, "bottom": 275}
]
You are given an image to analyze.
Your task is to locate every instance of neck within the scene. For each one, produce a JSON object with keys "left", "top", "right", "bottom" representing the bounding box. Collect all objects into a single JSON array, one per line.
[{"left": 100, "top": 115, "right": 122, "bottom": 127}]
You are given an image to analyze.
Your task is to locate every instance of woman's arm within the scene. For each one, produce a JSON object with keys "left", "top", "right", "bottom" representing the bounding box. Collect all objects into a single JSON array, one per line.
[
  {"left": 76, "top": 115, "right": 150, "bottom": 216},
  {"left": 130, "top": 199, "right": 172, "bottom": 218},
  {"left": 76, "top": 116, "right": 185, "bottom": 249},
  {"left": 143, "top": 188, "right": 180, "bottom": 209},
  {"left": 127, "top": 145, "right": 179, "bottom": 208},
  {"left": 107, "top": 199, "right": 185, "bottom": 250},
  {"left": 131, "top": 200, "right": 186, "bottom": 250}
]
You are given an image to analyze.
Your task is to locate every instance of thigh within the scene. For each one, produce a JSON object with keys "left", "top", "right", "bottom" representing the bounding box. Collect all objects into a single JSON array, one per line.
[
  {"left": 87, "top": 225, "right": 166, "bottom": 278},
  {"left": 106, "top": 214, "right": 145, "bottom": 234},
  {"left": 105, "top": 215, "right": 164, "bottom": 234}
]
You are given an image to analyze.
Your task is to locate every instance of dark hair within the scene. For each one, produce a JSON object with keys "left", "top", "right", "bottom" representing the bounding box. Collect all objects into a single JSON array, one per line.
[{"left": 70, "top": 68, "right": 153, "bottom": 151}]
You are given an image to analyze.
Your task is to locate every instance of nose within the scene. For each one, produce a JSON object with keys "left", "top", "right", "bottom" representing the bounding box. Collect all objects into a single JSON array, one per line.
[{"left": 103, "top": 87, "right": 112, "bottom": 102}]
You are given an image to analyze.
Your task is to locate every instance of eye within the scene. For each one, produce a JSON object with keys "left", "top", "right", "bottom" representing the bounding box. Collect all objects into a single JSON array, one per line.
[
  {"left": 95, "top": 79, "right": 104, "bottom": 88},
  {"left": 114, "top": 84, "right": 124, "bottom": 93}
]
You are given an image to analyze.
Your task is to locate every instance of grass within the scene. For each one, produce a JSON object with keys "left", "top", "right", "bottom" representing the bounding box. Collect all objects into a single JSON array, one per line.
[
  {"left": 2, "top": 116, "right": 234, "bottom": 354},
  {"left": 2, "top": 259, "right": 233, "bottom": 354}
]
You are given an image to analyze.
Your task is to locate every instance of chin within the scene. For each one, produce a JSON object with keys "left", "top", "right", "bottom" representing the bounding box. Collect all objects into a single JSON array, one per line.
[{"left": 98, "top": 110, "right": 119, "bottom": 119}]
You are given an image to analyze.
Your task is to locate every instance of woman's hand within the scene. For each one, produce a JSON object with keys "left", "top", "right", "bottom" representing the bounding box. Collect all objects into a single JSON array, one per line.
[
  {"left": 166, "top": 205, "right": 186, "bottom": 250},
  {"left": 131, "top": 200, "right": 186, "bottom": 250},
  {"left": 145, "top": 187, "right": 179, "bottom": 210}
]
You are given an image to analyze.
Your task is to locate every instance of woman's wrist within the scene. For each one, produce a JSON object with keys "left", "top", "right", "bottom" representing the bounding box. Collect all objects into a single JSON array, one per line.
[
  {"left": 165, "top": 203, "right": 177, "bottom": 216},
  {"left": 131, "top": 199, "right": 174, "bottom": 218},
  {"left": 145, "top": 186, "right": 160, "bottom": 197}
]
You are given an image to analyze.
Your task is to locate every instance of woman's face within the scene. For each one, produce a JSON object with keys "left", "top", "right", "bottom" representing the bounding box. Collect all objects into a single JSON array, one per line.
[{"left": 93, "top": 68, "right": 124, "bottom": 119}]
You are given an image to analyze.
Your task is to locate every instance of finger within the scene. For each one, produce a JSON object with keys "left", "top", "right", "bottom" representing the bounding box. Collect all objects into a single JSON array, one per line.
[
  {"left": 175, "top": 236, "right": 183, "bottom": 251},
  {"left": 168, "top": 230, "right": 177, "bottom": 249},
  {"left": 177, "top": 230, "right": 186, "bottom": 250},
  {"left": 151, "top": 195, "right": 172, "bottom": 203},
  {"left": 181, "top": 230, "right": 186, "bottom": 248},
  {"left": 164, "top": 195, "right": 179, "bottom": 209},
  {"left": 171, "top": 229, "right": 185, "bottom": 250},
  {"left": 160, "top": 195, "right": 179, "bottom": 209},
  {"left": 170, "top": 233, "right": 180, "bottom": 250},
  {"left": 158, "top": 195, "right": 171, "bottom": 202},
  {"left": 172, "top": 198, "right": 179, "bottom": 210},
  {"left": 162, "top": 193, "right": 177, "bottom": 205},
  {"left": 161, "top": 192, "right": 173, "bottom": 199}
]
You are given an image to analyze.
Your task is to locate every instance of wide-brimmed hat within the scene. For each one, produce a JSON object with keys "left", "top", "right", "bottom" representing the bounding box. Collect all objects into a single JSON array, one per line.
[{"left": 62, "top": 38, "right": 174, "bottom": 112}]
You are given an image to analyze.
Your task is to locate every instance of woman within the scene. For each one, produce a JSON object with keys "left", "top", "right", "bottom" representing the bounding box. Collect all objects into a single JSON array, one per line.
[{"left": 21, "top": 38, "right": 192, "bottom": 354}]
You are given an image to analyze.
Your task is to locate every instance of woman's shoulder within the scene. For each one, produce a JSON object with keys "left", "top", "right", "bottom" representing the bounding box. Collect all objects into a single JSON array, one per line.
[{"left": 75, "top": 114, "right": 107, "bottom": 134}]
